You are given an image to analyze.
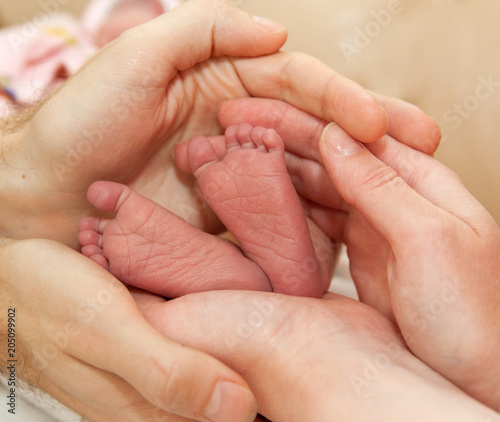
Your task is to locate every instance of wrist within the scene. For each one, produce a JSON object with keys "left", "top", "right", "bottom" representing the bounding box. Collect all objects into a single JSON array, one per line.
[{"left": 373, "top": 358, "right": 495, "bottom": 421}]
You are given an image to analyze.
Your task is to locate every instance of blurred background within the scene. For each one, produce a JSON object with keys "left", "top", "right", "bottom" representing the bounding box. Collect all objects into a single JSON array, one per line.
[{"left": 2, "top": 0, "right": 499, "bottom": 223}]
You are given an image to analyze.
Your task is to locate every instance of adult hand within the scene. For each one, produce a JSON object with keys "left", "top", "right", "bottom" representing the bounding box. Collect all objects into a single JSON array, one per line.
[
  {"left": 132, "top": 289, "right": 496, "bottom": 422},
  {"left": 0, "top": 238, "right": 257, "bottom": 422},
  {"left": 319, "top": 123, "right": 500, "bottom": 409},
  {"left": 0, "top": 0, "right": 286, "bottom": 248},
  {"left": 2, "top": 0, "right": 398, "bottom": 250}
]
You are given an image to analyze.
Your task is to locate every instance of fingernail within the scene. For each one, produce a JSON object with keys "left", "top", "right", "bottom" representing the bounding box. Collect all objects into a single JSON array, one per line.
[
  {"left": 321, "top": 122, "right": 365, "bottom": 156},
  {"left": 205, "top": 381, "right": 258, "bottom": 422},
  {"left": 252, "top": 15, "right": 287, "bottom": 33}
]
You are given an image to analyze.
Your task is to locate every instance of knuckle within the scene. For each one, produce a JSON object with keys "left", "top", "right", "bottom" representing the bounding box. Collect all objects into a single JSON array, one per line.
[
  {"left": 146, "top": 357, "right": 202, "bottom": 416},
  {"left": 358, "top": 164, "right": 401, "bottom": 193},
  {"left": 278, "top": 54, "right": 295, "bottom": 100},
  {"left": 150, "top": 361, "right": 184, "bottom": 412},
  {"left": 320, "top": 76, "right": 342, "bottom": 117}
]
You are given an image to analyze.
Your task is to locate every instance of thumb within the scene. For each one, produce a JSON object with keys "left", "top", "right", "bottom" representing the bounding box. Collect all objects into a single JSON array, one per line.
[
  {"left": 318, "top": 123, "right": 434, "bottom": 244},
  {"left": 79, "top": 293, "right": 258, "bottom": 422},
  {"left": 111, "top": 0, "right": 287, "bottom": 78}
]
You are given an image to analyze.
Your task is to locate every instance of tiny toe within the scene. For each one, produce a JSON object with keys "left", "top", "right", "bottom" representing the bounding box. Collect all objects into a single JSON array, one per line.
[
  {"left": 90, "top": 254, "right": 109, "bottom": 269},
  {"left": 187, "top": 136, "right": 221, "bottom": 174},
  {"left": 87, "top": 181, "right": 132, "bottom": 214},
  {"left": 81, "top": 245, "right": 108, "bottom": 269},
  {"left": 235, "top": 124, "right": 255, "bottom": 148},
  {"left": 176, "top": 136, "right": 227, "bottom": 174},
  {"left": 262, "top": 128, "right": 284, "bottom": 151},
  {"left": 225, "top": 125, "right": 240, "bottom": 148},
  {"left": 174, "top": 142, "right": 191, "bottom": 173},
  {"left": 78, "top": 216, "right": 99, "bottom": 232},
  {"left": 250, "top": 126, "right": 267, "bottom": 149},
  {"left": 206, "top": 135, "right": 228, "bottom": 158},
  {"left": 79, "top": 229, "right": 102, "bottom": 248},
  {"left": 81, "top": 244, "right": 103, "bottom": 258},
  {"left": 79, "top": 216, "right": 109, "bottom": 235}
]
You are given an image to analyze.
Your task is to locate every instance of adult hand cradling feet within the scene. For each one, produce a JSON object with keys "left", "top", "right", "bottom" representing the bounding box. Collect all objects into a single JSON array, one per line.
[
  {"left": 132, "top": 289, "right": 496, "bottom": 422},
  {"left": 319, "top": 123, "right": 500, "bottom": 409}
]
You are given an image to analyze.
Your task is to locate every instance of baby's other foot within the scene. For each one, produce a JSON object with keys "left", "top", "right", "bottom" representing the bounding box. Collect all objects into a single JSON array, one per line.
[
  {"left": 186, "top": 124, "right": 325, "bottom": 297},
  {"left": 78, "top": 181, "right": 270, "bottom": 297}
]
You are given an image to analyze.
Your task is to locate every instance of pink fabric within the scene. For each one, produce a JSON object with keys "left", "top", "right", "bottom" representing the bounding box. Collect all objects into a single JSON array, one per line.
[
  {"left": 81, "top": 0, "right": 184, "bottom": 38},
  {"left": 0, "top": 0, "right": 183, "bottom": 117}
]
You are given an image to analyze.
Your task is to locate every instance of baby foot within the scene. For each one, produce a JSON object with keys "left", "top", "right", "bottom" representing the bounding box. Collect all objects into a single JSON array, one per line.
[
  {"left": 78, "top": 181, "right": 270, "bottom": 298},
  {"left": 186, "top": 124, "right": 325, "bottom": 297}
]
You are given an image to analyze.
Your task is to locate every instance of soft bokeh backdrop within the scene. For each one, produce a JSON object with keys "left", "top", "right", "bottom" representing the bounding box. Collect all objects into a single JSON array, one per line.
[{"left": 2, "top": 0, "right": 499, "bottom": 223}]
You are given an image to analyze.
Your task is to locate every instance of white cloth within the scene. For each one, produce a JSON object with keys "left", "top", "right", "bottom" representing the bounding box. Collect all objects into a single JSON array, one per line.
[{"left": 0, "top": 376, "right": 84, "bottom": 422}]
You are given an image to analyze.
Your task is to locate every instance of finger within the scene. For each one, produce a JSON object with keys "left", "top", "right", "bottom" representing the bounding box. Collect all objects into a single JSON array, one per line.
[
  {"left": 318, "top": 123, "right": 441, "bottom": 244},
  {"left": 342, "top": 210, "right": 394, "bottom": 321},
  {"left": 305, "top": 216, "right": 339, "bottom": 290},
  {"left": 371, "top": 92, "right": 442, "bottom": 155},
  {"left": 115, "top": 0, "right": 287, "bottom": 80},
  {"left": 303, "top": 200, "right": 347, "bottom": 241},
  {"left": 40, "top": 356, "right": 192, "bottom": 422},
  {"left": 232, "top": 53, "right": 388, "bottom": 143},
  {"left": 365, "top": 135, "right": 493, "bottom": 229},
  {"left": 219, "top": 97, "right": 439, "bottom": 159},
  {"left": 286, "top": 152, "right": 343, "bottom": 209}
]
